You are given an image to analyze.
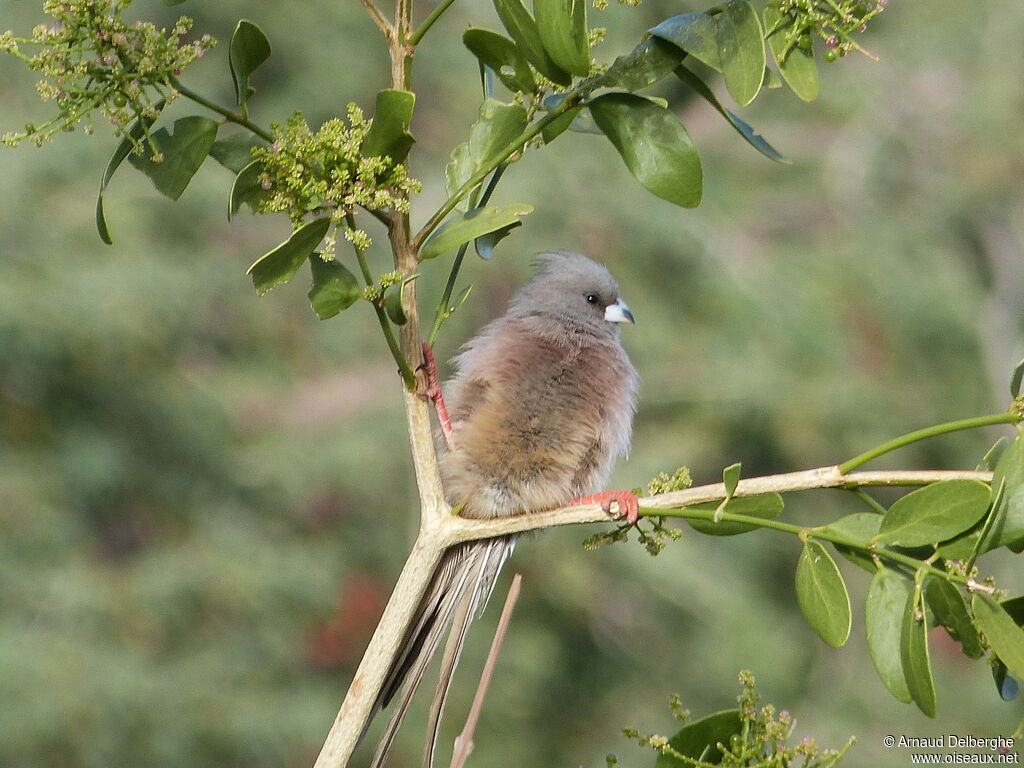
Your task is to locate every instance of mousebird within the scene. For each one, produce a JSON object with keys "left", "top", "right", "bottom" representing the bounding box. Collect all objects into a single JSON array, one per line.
[{"left": 369, "top": 251, "right": 639, "bottom": 768}]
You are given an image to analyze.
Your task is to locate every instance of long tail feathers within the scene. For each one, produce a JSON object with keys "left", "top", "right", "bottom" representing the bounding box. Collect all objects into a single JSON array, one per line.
[{"left": 368, "top": 538, "right": 514, "bottom": 768}]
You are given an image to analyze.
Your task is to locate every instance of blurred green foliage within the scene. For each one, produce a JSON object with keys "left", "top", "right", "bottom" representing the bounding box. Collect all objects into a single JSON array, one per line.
[{"left": 2, "top": 1, "right": 1023, "bottom": 767}]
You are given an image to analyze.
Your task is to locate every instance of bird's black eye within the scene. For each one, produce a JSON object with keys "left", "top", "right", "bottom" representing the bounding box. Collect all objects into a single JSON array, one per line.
[{"left": 585, "top": 293, "right": 599, "bottom": 304}]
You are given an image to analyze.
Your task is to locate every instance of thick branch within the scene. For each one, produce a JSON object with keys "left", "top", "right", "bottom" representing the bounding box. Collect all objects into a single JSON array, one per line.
[
  {"left": 312, "top": 530, "right": 446, "bottom": 768},
  {"left": 312, "top": 17, "right": 445, "bottom": 764}
]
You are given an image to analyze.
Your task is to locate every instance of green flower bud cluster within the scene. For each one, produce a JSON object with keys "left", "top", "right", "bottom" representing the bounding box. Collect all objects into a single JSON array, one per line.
[
  {"left": 361, "top": 271, "right": 402, "bottom": 304},
  {"left": 625, "top": 671, "right": 855, "bottom": 767},
  {"left": 636, "top": 517, "right": 682, "bottom": 556},
  {"left": 1, "top": 0, "right": 212, "bottom": 149},
  {"left": 252, "top": 106, "right": 421, "bottom": 257},
  {"left": 774, "top": 0, "right": 886, "bottom": 62},
  {"left": 592, "top": 0, "right": 643, "bottom": 10},
  {"left": 582, "top": 514, "right": 681, "bottom": 556},
  {"left": 644, "top": 465, "right": 692, "bottom": 496}
]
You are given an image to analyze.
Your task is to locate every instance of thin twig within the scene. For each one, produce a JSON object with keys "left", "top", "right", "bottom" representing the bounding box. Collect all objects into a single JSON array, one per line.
[
  {"left": 838, "top": 412, "right": 1018, "bottom": 472},
  {"left": 411, "top": 94, "right": 584, "bottom": 251},
  {"left": 169, "top": 76, "right": 274, "bottom": 142},
  {"left": 428, "top": 164, "right": 507, "bottom": 345},
  {"left": 359, "top": 0, "right": 394, "bottom": 38},
  {"left": 410, "top": 0, "right": 459, "bottom": 46},
  {"left": 449, "top": 574, "right": 523, "bottom": 768},
  {"left": 345, "top": 213, "right": 416, "bottom": 389}
]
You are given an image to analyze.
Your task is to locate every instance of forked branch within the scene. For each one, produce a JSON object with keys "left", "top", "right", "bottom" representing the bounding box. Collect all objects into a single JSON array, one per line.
[
  {"left": 312, "top": 463, "right": 994, "bottom": 768},
  {"left": 359, "top": 0, "right": 394, "bottom": 39}
]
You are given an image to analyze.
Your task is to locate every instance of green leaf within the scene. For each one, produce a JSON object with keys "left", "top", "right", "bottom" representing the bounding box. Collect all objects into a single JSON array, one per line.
[
  {"left": 95, "top": 100, "right": 165, "bottom": 244},
  {"left": 588, "top": 92, "right": 702, "bottom": 208},
  {"left": 936, "top": 528, "right": 980, "bottom": 561},
  {"left": 445, "top": 99, "right": 529, "bottom": 200},
  {"left": 160, "top": 0, "right": 189, "bottom": 5},
  {"left": 247, "top": 218, "right": 330, "bottom": 296},
  {"left": 684, "top": 493, "right": 783, "bottom": 536},
  {"left": 419, "top": 203, "right": 534, "bottom": 260},
  {"left": 127, "top": 116, "right": 219, "bottom": 200},
  {"left": 471, "top": 100, "right": 529, "bottom": 167},
  {"left": 384, "top": 284, "right": 408, "bottom": 326},
  {"left": 993, "top": 660, "right": 1021, "bottom": 701},
  {"left": 981, "top": 436, "right": 1010, "bottom": 471},
  {"left": 493, "top": 0, "right": 571, "bottom": 85},
  {"left": 654, "top": 710, "right": 742, "bottom": 768},
  {"left": 764, "top": 6, "right": 819, "bottom": 102},
  {"left": 717, "top": 0, "right": 764, "bottom": 107},
  {"left": 540, "top": 94, "right": 602, "bottom": 143},
  {"left": 821, "top": 512, "right": 881, "bottom": 573},
  {"left": 674, "top": 65, "right": 787, "bottom": 163},
  {"left": 762, "top": 67, "right": 783, "bottom": 88},
  {"left": 795, "top": 540, "right": 851, "bottom": 648},
  {"left": 361, "top": 89, "right": 416, "bottom": 164},
  {"left": 453, "top": 284, "right": 474, "bottom": 310},
  {"left": 925, "top": 578, "right": 983, "bottom": 659},
  {"left": 648, "top": 11, "right": 722, "bottom": 71},
  {"left": 307, "top": 255, "right": 361, "bottom": 319},
  {"left": 229, "top": 20, "right": 271, "bottom": 107},
  {"left": 984, "top": 435, "right": 1024, "bottom": 550},
  {"left": 874, "top": 479, "right": 991, "bottom": 547},
  {"left": 1011, "top": 357, "right": 1024, "bottom": 398},
  {"left": 441, "top": 285, "right": 475, "bottom": 321},
  {"left": 901, "top": 588, "right": 936, "bottom": 717},
  {"left": 534, "top": 0, "right": 589, "bottom": 77},
  {"left": 973, "top": 593, "right": 1024, "bottom": 682},
  {"left": 464, "top": 28, "right": 538, "bottom": 94},
  {"left": 722, "top": 462, "right": 740, "bottom": 497},
  {"left": 540, "top": 104, "right": 581, "bottom": 143},
  {"left": 597, "top": 37, "right": 685, "bottom": 93},
  {"left": 475, "top": 220, "right": 522, "bottom": 259},
  {"left": 1001, "top": 596, "right": 1024, "bottom": 626},
  {"left": 985, "top": 610, "right": 1024, "bottom": 696},
  {"left": 865, "top": 568, "right": 912, "bottom": 703},
  {"left": 229, "top": 160, "right": 267, "bottom": 219},
  {"left": 209, "top": 131, "right": 266, "bottom": 173}
]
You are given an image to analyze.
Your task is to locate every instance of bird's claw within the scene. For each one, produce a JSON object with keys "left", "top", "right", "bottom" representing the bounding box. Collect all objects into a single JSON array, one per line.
[
  {"left": 570, "top": 490, "right": 640, "bottom": 525},
  {"left": 420, "top": 341, "right": 456, "bottom": 450},
  {"left": 419, "top": 342, "right": 442, "bottom": 398}
]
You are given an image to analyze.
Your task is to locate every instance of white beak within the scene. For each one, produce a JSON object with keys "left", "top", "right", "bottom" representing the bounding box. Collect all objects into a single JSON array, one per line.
[{"left": 604, "top": 298, "right": 635, "bottom": 324}]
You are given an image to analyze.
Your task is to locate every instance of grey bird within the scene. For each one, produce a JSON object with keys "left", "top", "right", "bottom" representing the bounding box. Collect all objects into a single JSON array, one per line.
[{"left": 369, "top": 251, "right": 639, "bottom": 768}]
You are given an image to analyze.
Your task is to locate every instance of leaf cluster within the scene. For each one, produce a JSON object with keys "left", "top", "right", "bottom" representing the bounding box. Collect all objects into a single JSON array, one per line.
[
  {"left": 693, "top": 434, "right": 1024, "bottom": 718},
  {"left": 0, "top": 0, "right": 888, "bottom": 339}
]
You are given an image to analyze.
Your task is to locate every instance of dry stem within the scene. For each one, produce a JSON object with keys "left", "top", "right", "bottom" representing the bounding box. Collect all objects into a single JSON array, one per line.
[{"left": 449, "top": 573, "right": 523, "bottom": 768}]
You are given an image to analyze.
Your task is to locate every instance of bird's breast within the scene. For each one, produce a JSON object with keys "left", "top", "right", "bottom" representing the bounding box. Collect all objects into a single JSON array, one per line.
[{"left": 441, "top": 336, "right": 635, "bottom": 518}]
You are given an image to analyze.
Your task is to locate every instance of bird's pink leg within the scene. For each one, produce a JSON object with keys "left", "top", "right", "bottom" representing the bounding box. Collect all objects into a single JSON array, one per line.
[
  {"left": 420, "top": 342, "right": 456, "bottom": 451},
  {"left": 570, "top": 490, "right": 640, "bottom": 525}
]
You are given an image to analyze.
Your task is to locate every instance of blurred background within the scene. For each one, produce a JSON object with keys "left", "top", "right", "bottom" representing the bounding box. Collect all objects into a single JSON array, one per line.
[{"left": 2, "top": 0, "right": 1023, "bottom": 766}]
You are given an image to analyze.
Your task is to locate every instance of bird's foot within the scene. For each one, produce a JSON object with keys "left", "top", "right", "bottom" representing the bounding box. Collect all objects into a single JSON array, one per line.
[
  {"left": 419, "top": 341, "right": 456, "bottom": 450},
  {"left": 570, "top": 490, "right": 640, "bottom": 525}
]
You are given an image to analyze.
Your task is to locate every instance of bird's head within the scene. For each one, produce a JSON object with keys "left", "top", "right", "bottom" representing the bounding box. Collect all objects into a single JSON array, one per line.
[{"left": 510, "top": 250, "right": 635, "bottom": 335}]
